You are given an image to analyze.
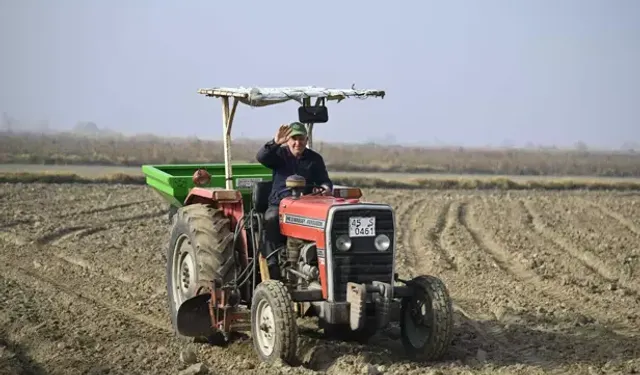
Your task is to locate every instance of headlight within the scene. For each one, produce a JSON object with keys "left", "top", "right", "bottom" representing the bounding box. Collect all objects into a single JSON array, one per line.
[
  {"left": 374, "top": 234, "right": 390, "bottom": 251},
  {"left": 336, "top": 235, "right": 352, "bottom": 251}
]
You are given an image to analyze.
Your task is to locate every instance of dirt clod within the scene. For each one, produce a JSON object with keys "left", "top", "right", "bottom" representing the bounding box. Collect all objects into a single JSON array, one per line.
[
  {"left": 178, "top": 363, "right": 209, "bottom": 375},
  {"left": 180, "top": 348, "right": 198, "bottom": 365},
  {"left": 236, "top": 359, "right": 255, "bottom": 370}
]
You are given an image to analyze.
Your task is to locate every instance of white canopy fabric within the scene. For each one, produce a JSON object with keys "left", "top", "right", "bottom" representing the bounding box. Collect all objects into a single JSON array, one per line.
[{"left": 197, "top": 86, "right": 386, "bottom": 107}]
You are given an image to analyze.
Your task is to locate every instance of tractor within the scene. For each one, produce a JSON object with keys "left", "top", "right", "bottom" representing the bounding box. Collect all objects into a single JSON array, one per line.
[{"left": 141, "top": 86, "right": 454, "bottom": 365}]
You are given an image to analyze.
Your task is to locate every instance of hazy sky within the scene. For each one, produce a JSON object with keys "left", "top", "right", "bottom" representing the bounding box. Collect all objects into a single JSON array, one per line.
[{"left": 1, "top": 0, "right": 639, "bottom": 149}]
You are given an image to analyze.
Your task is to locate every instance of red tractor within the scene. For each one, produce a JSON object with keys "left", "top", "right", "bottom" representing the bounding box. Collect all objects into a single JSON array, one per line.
[{"left": 142, "top": 86, "right": 454, "bottom": 365}]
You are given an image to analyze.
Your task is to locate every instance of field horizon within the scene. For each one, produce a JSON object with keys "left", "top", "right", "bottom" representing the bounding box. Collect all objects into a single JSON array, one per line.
[
  {"left": 3, "top": 164, "right": 640, "bottom": 191},
  {"left": 3, "top": 131, "right": 640, "bottom": 178}
]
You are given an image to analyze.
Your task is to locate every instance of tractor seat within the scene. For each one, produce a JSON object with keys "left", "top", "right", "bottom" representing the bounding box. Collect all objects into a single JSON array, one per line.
[{"left": 252, "top": 180, "right": 273, "bottom": 214}]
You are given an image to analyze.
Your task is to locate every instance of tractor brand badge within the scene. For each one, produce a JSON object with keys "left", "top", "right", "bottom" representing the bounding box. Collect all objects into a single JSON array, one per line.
[{"left": 282, "top": 214, "right": 325, "bottom": 229}]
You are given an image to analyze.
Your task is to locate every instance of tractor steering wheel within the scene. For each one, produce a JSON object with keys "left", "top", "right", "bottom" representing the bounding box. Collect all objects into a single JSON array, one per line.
[{"left": 275, "top": 184, "right": 327, "bottom": 199}]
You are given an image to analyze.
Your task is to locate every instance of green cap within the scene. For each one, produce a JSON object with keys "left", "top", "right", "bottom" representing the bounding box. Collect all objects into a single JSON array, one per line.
[{"left": 289, "top": 122, "right": 307, "bottom": 137}]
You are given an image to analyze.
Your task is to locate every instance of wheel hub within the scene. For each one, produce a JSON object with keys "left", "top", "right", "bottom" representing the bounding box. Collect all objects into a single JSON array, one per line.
[
  {"left": 172, "top": 235, "right": 197, "bottom": 306},
  {"left": 180, "top": 253, "right": 196, "bottom": 294},
  {"left": 405, "top": 296, "right": 433, "bottom": 348},
  {"left": 255, "top": 300, "right": 276, "bottom": 356},
  {"left": 411, "top": 300, "right": 429, "bottom": 325}
]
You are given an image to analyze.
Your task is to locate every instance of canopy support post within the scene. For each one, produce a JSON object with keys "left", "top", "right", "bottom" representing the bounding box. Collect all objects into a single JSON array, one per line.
[{"left": 221, "top": 97, "right": 238, "bottom": 190}]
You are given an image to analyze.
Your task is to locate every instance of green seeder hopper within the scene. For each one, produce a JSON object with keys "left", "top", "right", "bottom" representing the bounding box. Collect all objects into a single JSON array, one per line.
[{"left": 141, "top": 162, "right": 272, "bottom": 218}]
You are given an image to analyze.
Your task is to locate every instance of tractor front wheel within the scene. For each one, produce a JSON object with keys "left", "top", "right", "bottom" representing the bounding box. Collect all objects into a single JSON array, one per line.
[
  {"left": 400, "top": 275, "right": 453, "bottom": 361},
  {"left": 166, "top": 203, "right": 236, "bottom": 344},
  {"left": 251, "top": 280, "right": 298, "bottom": 365}
]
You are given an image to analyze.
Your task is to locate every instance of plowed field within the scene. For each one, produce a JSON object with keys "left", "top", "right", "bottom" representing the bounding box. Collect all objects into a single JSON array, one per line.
[{"left": 1, "top": 183, "right": 639, "bottom": 375}]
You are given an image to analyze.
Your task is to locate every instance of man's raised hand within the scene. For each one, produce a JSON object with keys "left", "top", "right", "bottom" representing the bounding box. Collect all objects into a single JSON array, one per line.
[{"left": 274, "top": 125, "right": 292, "bottom": 145}]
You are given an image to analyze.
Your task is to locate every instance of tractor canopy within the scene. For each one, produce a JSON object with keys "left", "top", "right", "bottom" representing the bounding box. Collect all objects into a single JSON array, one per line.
[{"left": 197, "top": 86, "right": 386, "bottom": 107}]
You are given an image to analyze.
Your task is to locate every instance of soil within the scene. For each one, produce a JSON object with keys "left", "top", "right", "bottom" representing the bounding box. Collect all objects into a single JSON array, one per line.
[{"left": 1, "top": 183, "right": 639, "bottom": 375}]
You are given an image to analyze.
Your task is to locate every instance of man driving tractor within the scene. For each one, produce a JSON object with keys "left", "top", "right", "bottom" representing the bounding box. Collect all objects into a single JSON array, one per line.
[{"left": 256, "top": 122, "right": 333, "bottom": 279}]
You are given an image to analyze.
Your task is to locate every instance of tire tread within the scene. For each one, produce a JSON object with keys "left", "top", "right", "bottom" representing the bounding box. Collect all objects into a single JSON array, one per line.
[
  {"left": 401, "top": 275, "right": 453, "bottom": 361},
  {"left": 251, "top": 280, "right": 298, "bottom": 364}
]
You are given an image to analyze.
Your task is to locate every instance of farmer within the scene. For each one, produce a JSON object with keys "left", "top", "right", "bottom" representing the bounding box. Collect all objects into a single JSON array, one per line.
[{"left": 256, "top": 122, "right": 333, "bottom": 280}]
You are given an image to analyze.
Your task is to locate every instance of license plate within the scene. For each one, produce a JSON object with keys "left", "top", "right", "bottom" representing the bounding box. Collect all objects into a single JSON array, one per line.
[{"left": 349, "top": 216, "right": 376, "bottom": 237}]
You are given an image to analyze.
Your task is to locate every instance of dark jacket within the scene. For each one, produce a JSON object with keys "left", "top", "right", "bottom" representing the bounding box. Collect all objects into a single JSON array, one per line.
[{"left": 256, "top": 140, "right": 333, "bottom": 206}]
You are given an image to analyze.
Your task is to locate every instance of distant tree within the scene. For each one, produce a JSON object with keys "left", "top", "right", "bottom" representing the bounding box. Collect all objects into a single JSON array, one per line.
[
  {"left": 74, "top": 121, "right": 99, "bottom": 133},
  {"left": 574, "top": 141, "right": 589, "bottom": 151},
  {"left": 621, "top": 142, "right": 638, "bottom": 153},
  {"left": 2, "top": 112, "right": 13, "bottom": 131}
]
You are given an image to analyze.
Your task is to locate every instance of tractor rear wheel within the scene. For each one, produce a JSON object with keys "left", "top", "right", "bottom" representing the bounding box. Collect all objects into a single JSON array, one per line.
[
  {"left": 168, "top": 205, "right": 178, "bottom": 224},
  {"left": 166, "top": 203, "right": 236, "bottom": 344},
  {"left": 251, "top": 280, "right": 298, "bottom": 365},
  {"left": 400, "top": 275, "right": 453, "bottom": 361}
]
